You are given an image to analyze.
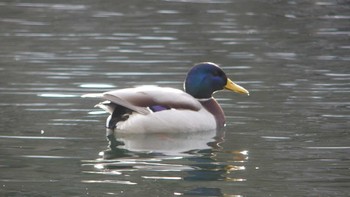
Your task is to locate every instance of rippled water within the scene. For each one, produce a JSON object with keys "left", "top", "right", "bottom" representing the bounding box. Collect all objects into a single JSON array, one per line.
[{"left": 1, "top": 0, "right": 349, "bottom": 196}]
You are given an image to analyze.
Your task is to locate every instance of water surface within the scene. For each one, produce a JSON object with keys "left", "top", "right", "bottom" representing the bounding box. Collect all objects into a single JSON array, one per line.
[{"left": 0, "top": 0, "right": 349, "bottom": 196}]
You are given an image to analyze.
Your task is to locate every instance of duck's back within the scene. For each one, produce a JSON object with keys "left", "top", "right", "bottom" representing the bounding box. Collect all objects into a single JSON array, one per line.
[{"left": 102, "top": 86, "right": 202, "bottom": 113}]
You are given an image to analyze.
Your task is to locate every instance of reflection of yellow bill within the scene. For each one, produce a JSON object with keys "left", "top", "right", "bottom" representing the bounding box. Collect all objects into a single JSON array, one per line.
[{"left": 225, "top": 78, "right": 249, "bottom": 96}]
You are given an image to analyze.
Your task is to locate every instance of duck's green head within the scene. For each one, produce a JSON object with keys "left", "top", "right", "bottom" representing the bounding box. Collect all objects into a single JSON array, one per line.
[{"left": 184, "top": 62, "right": 249, "bottom": 99}]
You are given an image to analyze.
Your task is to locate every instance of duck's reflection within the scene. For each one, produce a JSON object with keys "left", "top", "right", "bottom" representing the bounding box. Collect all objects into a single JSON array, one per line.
[
  {"left": 87, "top": 128, "right": 248, "bottom": 194},
  {"left": 101, "top": 128, "right": 225, "bottom": 160}
]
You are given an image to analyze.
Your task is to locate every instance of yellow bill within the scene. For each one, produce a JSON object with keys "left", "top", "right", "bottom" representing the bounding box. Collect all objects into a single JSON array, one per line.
[{"left": 225, "top": 78, "right": 249, "bottom": 96}]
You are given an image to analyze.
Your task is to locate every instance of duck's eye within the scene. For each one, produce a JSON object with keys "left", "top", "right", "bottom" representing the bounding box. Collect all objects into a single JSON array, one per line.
[
  {"left": 213, "top": 70, "right": 225, "bottom": 78},
  {"left": 213, "top": 71, "right": 220, "bottom": 76}
]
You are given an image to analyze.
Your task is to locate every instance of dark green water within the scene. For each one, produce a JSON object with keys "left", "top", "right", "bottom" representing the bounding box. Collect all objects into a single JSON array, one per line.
[{"left": 0, "top": 0, "right": 349, "bottom": 196}]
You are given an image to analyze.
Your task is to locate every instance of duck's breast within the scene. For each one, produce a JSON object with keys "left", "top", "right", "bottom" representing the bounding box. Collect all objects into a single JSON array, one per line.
[{"left": 199, "top": 99, "right": 226, "bottom": 128}]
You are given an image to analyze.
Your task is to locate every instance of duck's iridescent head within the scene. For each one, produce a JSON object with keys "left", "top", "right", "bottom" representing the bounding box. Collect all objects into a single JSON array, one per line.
[{"left": 184, "top": 62, "right": 249, "bottom": 99}]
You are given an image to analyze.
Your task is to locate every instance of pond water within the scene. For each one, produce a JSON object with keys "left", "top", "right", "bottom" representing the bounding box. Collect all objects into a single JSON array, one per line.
[{"left": 0, "top": 0, "right": 349, "bottom": 196}]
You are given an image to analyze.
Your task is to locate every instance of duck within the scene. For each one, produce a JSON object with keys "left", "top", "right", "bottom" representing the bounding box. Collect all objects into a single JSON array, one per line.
[{"left": 82, "top": 62, "right": 249, "bottom": 133}]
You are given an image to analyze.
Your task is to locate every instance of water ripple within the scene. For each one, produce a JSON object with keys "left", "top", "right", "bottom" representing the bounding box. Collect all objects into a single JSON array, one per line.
[
  {"left": 92, "top": 11, "right": 124, "bottom": 17},
  {"left": 20, "top": 155, "right": 80, "bottom": 159},
  {"left": 81, "top": 180, "right": 137, "bottom": 185},
  {"left": 0, "top": 135, "right": 87, "bottom": 140},
  {"left": 16, "top": 3, "right": 87, "bottom": 11},
  {"left": 0, "top": 18, "right": 48, "bottom": 26},
  {"left": 164, "top": 0, "right": 232, "bottom": 3}
]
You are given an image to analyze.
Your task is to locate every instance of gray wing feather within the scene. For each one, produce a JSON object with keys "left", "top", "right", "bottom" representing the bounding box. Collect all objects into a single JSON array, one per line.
[{"left": 83, "top": 86, "right": 202, "bottom": 115}]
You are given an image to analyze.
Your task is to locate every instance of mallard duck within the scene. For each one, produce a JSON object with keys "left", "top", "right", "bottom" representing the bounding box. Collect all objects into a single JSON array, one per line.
[{"left": 82, "top": 62, "right": 249, "bottom": 133}]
